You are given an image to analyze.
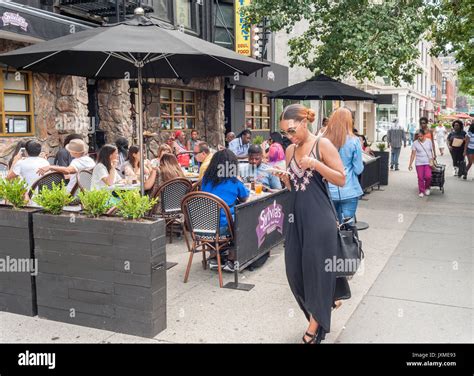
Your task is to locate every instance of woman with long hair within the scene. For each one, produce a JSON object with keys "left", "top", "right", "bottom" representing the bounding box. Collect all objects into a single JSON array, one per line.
[
  {"left": 324, "top": 108, "right": 364, "bottom": 223},
  {"left": 91, "top": 144, "right": 122, "bottom": 190},
  {"left": 122, "top": 145, "right": 157, "bottom": 190},
  {"left": 159, "top": 153, "right": 185, "bottom": 183},
  {"left": 201, "top": 149, "right": 249, "bottom": 271},
  {"left": 115, "top": 136, "right": 129, "bottom": 173},
  {"left": 273, "top": 103, "right": 349, "bottom": 344}
]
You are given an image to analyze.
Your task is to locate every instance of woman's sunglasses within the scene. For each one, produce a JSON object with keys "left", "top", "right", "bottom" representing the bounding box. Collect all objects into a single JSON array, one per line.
[{"left": 280, "top": 121, "right": 302, "bottom": 137}]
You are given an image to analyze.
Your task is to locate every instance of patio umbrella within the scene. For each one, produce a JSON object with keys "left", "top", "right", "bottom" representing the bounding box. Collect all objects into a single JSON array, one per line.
[
  {"left": 0, "top": 7, "right": 268, "bottom": 194},
  {"left": 268, "top": 74, "right": 376, "bottom": 130}
]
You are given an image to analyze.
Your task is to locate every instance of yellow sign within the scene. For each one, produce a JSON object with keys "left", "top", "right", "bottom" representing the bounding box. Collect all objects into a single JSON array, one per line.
[{"left": 235, "top": 0, "right": 251, "bottom": 56}]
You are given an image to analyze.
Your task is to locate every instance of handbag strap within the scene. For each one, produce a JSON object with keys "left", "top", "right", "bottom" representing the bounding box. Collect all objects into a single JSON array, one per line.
[
  {"left": 417, "top": 139, "right": 434, "bottom": 160},
  {"left": 314, "top": 136, "right": 340, "bottom": 225}
]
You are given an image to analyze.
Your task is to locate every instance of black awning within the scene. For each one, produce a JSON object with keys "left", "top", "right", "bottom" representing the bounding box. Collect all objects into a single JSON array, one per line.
[{"left": 0, "top": 1, "right": 94, "bottom": 42}]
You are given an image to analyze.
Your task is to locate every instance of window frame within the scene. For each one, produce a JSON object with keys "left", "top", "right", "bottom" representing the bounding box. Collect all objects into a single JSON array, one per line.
[
  {"left": 245, "top": 89, "right": 271, "bottom": 131},
  {"left": 159, "top": 87, "right": 197, "bottom": 131},
  {"left": 0, "top": 69, "right": 35, "bottom": 137}
]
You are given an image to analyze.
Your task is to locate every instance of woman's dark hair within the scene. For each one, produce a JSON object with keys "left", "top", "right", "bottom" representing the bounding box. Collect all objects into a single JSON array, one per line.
[
  {"left": 64, "top": 133, "right": 83, "bottom": 147},
  {"left": 419, "top": 117, "right": 429, "bottom": 125},
  {"left": 452, "top": 120, "right": 463, "bottom": 131},
  {"left": 127, "top": 145, "right": 140, "bottom": 168},
  {"left": 8, "top": 140, "right": 28, "bottom": 168},
  {"left": 270, "top": 132, "right": 283, "bottom": 145},
  {"left": 115, "top": 137, "right": 129, "bottom": 157},
  {"left": 203, "top": 149, "right": 239, "bottom": 187},
  {"left": 97, "top": 144, "right": 117, "bottom": 172}
]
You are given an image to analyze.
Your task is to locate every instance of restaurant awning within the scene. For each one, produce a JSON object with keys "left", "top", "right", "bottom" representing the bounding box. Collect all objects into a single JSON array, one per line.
[{"left": 0, "top": 1, "right": 94, "bottom": 43}]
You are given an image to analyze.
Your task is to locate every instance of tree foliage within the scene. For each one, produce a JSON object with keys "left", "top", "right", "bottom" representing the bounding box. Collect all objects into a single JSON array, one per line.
[{"left": 244, "top": 0, "right": 432, "bottom": 86}]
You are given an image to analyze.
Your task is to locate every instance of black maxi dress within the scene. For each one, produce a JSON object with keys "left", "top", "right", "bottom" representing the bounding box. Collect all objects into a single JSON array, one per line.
[{"left": 285, "top": 140, "right": 350, "bottom": 339}]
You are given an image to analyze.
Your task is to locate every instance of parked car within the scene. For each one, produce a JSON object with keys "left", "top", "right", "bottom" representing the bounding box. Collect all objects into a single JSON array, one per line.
[{"left": 376, "top": 121, "right": 392, "bottom": 142}]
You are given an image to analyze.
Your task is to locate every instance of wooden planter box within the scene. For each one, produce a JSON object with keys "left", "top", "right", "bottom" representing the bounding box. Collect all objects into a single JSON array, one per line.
[
  {"left": 373, "top": 151, "right": 389, "bottom": 185},
  {"left": 33, "top": 213, "right": 167, "bottom": 338},
  {"left": 0, "top": 206, "right": 38, "bottom": 316}
]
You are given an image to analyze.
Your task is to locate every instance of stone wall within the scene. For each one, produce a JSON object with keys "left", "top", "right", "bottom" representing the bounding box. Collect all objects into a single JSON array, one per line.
[
  {"left": 97, "top": 79, "right": 133, "bottom": 144},
  {"left": 0, "top": 39, "right": 89, "bottom": 164}
]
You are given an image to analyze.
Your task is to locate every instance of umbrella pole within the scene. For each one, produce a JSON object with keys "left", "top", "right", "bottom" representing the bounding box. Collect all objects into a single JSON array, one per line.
[{"left": 137, "top": 65, "right": 145, "bottom": 196}]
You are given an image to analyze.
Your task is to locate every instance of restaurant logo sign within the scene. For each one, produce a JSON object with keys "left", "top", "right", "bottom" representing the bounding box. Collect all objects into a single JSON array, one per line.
[
  {"left": 1, "top": 12, "right": 28, "bottom": 32},
  {"left": 256, "top": 200, "right": 284, "bottom": 248},
  {"left": 235, "top": 0, "right": 251, "bottom": 56}
]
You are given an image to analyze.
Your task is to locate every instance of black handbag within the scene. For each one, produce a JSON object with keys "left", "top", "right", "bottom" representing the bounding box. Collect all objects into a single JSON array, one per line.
[{"left": 315, "top": 137, "right": 364, "bottom": 277}]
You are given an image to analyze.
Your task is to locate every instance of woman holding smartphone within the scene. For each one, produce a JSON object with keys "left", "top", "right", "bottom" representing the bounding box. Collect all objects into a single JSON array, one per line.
[{"left": 274, "top": 104, "right": 349, "bottom": 344}]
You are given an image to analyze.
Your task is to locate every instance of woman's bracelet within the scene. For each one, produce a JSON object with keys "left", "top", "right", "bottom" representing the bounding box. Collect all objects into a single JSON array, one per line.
[{"left": 311, "top": 158, "right": 318, "bottom": 170}]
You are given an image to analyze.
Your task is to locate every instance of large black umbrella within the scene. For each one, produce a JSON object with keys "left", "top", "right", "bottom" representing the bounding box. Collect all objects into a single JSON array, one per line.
[
  {"left": 268, "top": 74, "right": 376, "bottom": 130},
  {"left": 0, "top": 8, "right": 268, "bottom": 193}
]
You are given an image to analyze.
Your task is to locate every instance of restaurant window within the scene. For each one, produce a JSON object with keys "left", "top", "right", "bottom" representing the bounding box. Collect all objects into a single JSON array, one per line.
[
  {"left": 174, "top": 0, "right": 200, "bottom": 33},
  {"left": 150, "top": 0, "right": 173, "bottom": 22},
  {"left": 245, "top": 90, "right": 270, "bottom": 130},
  {"left": 160, "top": 88, "right": 196, "bottom": 130},
  {"left": 0, "top": 70, "right": 34, "bottom": 136},
  {"left": 213, "top": 0, "right": 234, "bottom": 50}
]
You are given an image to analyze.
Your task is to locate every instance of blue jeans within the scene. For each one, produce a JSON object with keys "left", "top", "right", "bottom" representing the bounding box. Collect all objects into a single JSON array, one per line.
[
  {"left": 332, "top": 197, "right": 359, "bottom": 224},
  {"left": 391, "top": 147, "right": 401, "bottom": 168},
  {"left": 409, "top": 133, "right": 415, "bottom": 145}
]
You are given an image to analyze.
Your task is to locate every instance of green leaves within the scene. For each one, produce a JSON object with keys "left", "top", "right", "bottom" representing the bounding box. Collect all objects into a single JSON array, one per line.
[
  {"left": 78, "top": 189, "right": 113, "bottom": 218},
  {"left": 114, "top": 190, "right": 158, "bottom": 220},
  {"left": 0, "top": 177, "right": 28, "bottom": 209},
  {"left": 33, "top": 182, "right": 74, "bottom": 215},
  {"left": 244, "top": 0, "right": 438, "bottom": 86}
]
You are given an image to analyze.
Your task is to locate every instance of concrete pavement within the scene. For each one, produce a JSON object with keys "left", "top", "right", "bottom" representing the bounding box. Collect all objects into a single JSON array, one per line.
[{"left": 0, "top": 146, "right": 472, "bottom": 343}]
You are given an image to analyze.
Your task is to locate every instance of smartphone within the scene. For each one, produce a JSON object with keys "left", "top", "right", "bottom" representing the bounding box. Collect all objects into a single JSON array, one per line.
[{"left": 19, "top": 147, "right": 26, "bottom": 157}]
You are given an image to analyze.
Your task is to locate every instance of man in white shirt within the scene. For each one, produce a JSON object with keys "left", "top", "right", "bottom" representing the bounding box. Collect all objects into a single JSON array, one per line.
[
  {"left": 7, "top": 140, "right": 49, "bottom": 187},
  {"left": 228, "top": 129, "right": 252, "bottom": 159},
  {"left": 37, "top": 139, "right": 95, "bottom": 192}
]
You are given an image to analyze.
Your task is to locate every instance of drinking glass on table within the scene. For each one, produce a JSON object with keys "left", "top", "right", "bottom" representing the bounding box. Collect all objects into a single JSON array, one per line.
[{"left": 255, "top": 182, "right": 263, "bottom": 194}]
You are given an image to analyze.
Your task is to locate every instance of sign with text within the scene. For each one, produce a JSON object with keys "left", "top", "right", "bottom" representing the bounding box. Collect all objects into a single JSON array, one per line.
[{"left": 235, "top": 0, "right": 251, "bottom": 56}]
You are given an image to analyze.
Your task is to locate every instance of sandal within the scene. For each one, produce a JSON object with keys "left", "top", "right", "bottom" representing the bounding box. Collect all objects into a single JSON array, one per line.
[
  {"left": 302, "top": 328, "right": 322, "bottom": 344},
  {"left": 332, "top": 300, "right": 342, "bottom": 310}
]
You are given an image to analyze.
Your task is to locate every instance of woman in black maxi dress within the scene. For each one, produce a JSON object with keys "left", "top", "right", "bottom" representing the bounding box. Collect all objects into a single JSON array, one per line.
[{"left": 276, "top": 104, "right": 350, "bottom": 344}]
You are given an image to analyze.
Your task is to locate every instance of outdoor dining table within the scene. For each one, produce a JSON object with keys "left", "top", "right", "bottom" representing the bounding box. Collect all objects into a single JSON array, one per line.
[
  {"left": 224, "top": 188, "right": 292, "bottom": 291},
  {"left": 106, "top": 183, "right": 141, "bottom": 191}
]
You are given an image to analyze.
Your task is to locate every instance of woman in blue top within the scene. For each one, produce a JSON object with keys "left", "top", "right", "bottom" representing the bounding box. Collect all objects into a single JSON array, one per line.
[
  {"left": 325, "top": 108, "right": 364, "bottom": 223},
  {"left": 201, "top": 149, "right": 249, "bottom": 271}
]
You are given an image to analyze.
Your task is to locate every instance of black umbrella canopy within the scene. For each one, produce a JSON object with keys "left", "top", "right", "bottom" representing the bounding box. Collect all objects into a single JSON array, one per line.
[
  {"left": 268, "top": 74, "right": 376, "bottom": 101},
  {"left": 0, "top": 10, "right": 268, "bottom": 79}
]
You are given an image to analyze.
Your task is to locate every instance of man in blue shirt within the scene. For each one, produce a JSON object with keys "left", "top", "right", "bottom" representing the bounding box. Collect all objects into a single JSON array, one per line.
[
  {"left": 228, "top": 129, "right": 252, "bottom": 159},
  {"left": 241, "top": 145, "right": 282, "bottom": 190}
]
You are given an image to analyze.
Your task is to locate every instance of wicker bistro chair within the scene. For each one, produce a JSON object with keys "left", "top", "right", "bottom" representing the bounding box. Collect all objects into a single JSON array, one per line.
[
  {"left": 0, "top": 162, "right": 8, "bottom": 178},
  {"left": 181, "top": 192, "right": 235, "bottom": 288},
  {"left": 29, "top": 172, "right": 65, "bottom": 198},
  {"left": 69, "top": 169, "right": 94, "bottom": 204},
  {"left": 149, "top": 177, "right": 193, "bottom": 243}
]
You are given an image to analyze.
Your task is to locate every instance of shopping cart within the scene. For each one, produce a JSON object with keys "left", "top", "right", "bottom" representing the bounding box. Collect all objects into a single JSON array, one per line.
[{"left": 431, "top": 164, "right": 445, "bottom": 194}]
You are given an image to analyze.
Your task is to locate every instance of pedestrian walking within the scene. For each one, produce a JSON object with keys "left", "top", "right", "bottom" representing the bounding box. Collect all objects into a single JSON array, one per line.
[
  {"left": 407, "top": 118, "right": 416, "bottom": 145},
  {"left": 448, "top": 120, "right": 467, "bottom": 178},
  {"left": 325, "top": 108, "right": 364, "bottom": 223},
  {"left": 387, "top": 121, "right": 406, "bottom": 170},
  {"left": 273, "top": 104, "right": 350, "bottom": 344},
  {"left": 419, "top": 117, "right": 437, "bottom": 159},
  {"left": 463, "top": 123, "right": 474, "bottom": 180},
  {"left": 409, "top": 130, "right": 434, "bottom": 197},
  {"left": 434, "top": 122, "right": 447, "bottom": 156}
]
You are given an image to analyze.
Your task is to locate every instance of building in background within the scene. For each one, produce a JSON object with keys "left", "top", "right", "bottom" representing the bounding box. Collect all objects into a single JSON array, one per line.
[
  {"left": 439, "top": 55, "right": 458, "bottom": 113},
  {"left": 430, "top": 55, "right": 443, "bottom": 119},
  {"left": 0, "top": 0, "right": 287, "bottom": 162}
]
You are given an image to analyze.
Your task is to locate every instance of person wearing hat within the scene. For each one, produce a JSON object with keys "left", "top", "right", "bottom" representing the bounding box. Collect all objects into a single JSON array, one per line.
[{"left": 37, "top": 139, "right": 95, "bottom": 192}]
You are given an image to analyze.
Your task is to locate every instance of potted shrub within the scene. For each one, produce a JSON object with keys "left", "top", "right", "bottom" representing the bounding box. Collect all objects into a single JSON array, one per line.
[
  {"left": 33, "top": 188, "right": 167, "bottom": 338},
  {"left": 373, "top": 142, "right": 389, "bottom": 185},
  {"left": 252, "top": 135, "right": 264, "bottom": 146},
  {"left": 0, "top": 178, "right": 39, "bottom": 316}
]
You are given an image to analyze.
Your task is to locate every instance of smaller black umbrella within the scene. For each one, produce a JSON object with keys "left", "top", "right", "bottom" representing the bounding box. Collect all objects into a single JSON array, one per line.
[
  {"left": 268, "top": 74, "right": 376, "bottom": 101},
  {"left": 268, "top": 74, "right": 376, "bottom": 130}
]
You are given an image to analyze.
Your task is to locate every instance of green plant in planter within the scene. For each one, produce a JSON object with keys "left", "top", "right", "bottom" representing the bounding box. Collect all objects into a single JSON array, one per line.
[
  {"left": 78, "top": 189, "right": 113, "bottom": 218},
  {"left": 253, "top": 135, "right": 264, "bottom": 145},
  {"left": 376, "top": 142, "right": 387, "bottom": 152},
  {"left": 115, "top": 190, "right": 158, "bottom": 220},
  {"left": 1, "top": 177, "right": 28, "bottom": 209},
  {"left": 33, "top": 182, "right": 74, "bottom": 215}
]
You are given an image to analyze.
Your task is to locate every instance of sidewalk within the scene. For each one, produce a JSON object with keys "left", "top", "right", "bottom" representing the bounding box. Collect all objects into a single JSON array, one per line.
[
  {"left": 0, "top": 147, "right": 472, "bottom": 343},
  {"left": 335, "top": 147, "right": 473, "bottom": 343}
]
